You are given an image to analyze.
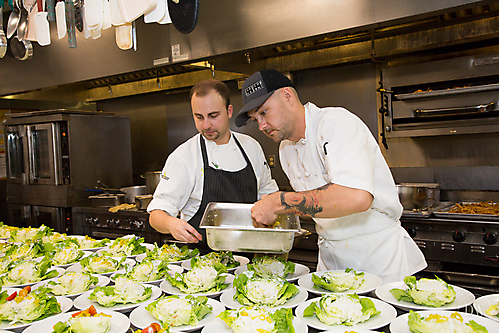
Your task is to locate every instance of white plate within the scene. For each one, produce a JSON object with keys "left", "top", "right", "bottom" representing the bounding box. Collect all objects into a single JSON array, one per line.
[
  {"left": 296, "top": 296, "right": 396, "bottom": 331},
  {"left": 33, "top": 274, "right": 111, "bottom": 299},
  {"left": 181, "top": 255, "right": 249, "bottom": 272},
  {"left": 474, "top": 294, "right": 499, "bottom": 322},
  {"left": 201, "top": 316, "right": 309, "bottom": 333},
  {"left": 1, "top": 267, "right": 65, "bottom": 289},
  {"left": 129, "top": 297, "right": 225, "bottom": 332},
  {"left": 0, "top": 295, "right": 73, "bottom": 330},
  {"left": 375, "top": 281, "right": 475, "bottom": 311},
  {"left": 110, "top": 264, "right": 184, "bottom": 285},
  {"left": 234, "top": 262, "right": 310, "bottom": 283},
  {"left": 160, "top": 274, "right": 235, "bottom": 298},
  {"left": 98, "top": 243, "right": 154, "bottom": 258},
  {"left": 298, "top": 271, "right": 382, "bottom": 295},
  {"left": 73, "top": 284, "right": 162, "bottom": 312},
  {"left": 51, "top": 250, "right": 93, "bottom": 268},
  {"left": 22, "top": 309, "right": 129, "bottom": 333},
  {"left": 66, "top": 258, "right": 136, "bottom": 276},
  {"left": 220, "top": 286, "right": 308, "bottom": 309},
  {"left": 389, "top": 310, "right": 499, "bottom": 333}
]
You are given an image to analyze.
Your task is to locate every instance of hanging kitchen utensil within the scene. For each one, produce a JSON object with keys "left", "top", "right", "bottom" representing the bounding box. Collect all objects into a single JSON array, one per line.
[
  {"left": 115, "top": 22, "right": 131, "bottom": 50},
  {"left": 116, "top": 0, "right": 156, "bottom": 23},
  {"left": 167, "top": 0, "right": 199, "bottom": 34},
  {"left": 35, "top": 0, "right": 51, "bottom": 45},
  {"left": 144, "top": 0, "right": 165, "bottom": 23},
  {"left": 6, "top": 0, "right": 21, "bottom": 38},
  {"left": 55, "top": 0, "right": 65, "bottom": 38},
  {"left": 101, "top": 0, "right": 111, "bottom": 30},
  {"left": 46, "top": 0, "right": 55, "bottom": 21},
  {"left": 17, "top": 0, "right": 29, "bottom": 40},
  {"left": 157, "top": 1, "right": 170, "bottom": 24},
  {"left": 65, "top": 0, "right": 76, "bottom": 47},
  {"left": 0, "top": 1, "right": 8, "bottom": 58},
  {"left": 84, "top": 0, "right": 101, "bottom": 29},
  {"left": 73, "top": 0, "right": 83, "bottom": 32},
  {"left": 24, "top": 0, "right": 37, "bottom": 41},
  {"left": 10, "top": 34, "right": 33, "bottom": 60},
  {"left": 109, "top": 0, "right": 123, "bottom": 26}
]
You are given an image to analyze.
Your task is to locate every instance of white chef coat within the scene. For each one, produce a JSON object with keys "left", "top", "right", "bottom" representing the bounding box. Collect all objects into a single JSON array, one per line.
[
  {"left": 279, "top": 103, "right": 427, "bottom": 283},
  {"left": 147, "top": 132, "right": 279, "bottom": 221}
]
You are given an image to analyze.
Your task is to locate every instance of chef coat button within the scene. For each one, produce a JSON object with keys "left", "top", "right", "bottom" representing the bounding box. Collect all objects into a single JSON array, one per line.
[
  {"left": 297, "top": 174, "right": 301, "bottom": 179},
  {"left": 305, "top": 171, "right": 310, "bottom": 177}
]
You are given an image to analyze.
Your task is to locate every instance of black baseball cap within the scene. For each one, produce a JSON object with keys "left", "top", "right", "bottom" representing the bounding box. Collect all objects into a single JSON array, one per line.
[{"left": 235, "top": 69, "right": 294, "bottom": 127}]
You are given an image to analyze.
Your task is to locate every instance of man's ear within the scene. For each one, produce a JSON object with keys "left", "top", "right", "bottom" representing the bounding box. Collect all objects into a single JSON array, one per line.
[{"left": 227, "top": 104, "right": 234, "bottom": 118}]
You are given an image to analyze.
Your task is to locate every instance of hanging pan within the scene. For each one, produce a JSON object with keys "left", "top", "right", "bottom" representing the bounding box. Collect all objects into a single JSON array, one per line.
[
  {"left": 167, "top": 0, "right": 199, "bottom": 34},
  {"left": 10, "top": 33, "right": 33, "bottom": 60}
]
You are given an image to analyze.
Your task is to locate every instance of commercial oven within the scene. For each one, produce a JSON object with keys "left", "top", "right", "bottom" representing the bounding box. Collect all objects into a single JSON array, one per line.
[
  {"left": 3, "top": 110, "right": 133, "bottom": 232},
  {"left": 380, "top": 52, "right": 499, "bottom": 138}
]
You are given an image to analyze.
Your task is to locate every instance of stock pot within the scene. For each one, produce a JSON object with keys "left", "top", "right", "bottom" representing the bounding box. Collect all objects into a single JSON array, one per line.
[
  {"left": 396, "top": 183, "right": 441, "bottom": 210},
  {"left": 119, "top": 185, "right": 147, "bottom": 204},
  {"left": 141, "top": 171, "right": 161, "bottom": 194}
]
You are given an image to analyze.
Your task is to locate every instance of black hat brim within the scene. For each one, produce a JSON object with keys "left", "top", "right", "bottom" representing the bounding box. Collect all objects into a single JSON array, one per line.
[{"left": 235, "top": 91, "right": 274, "bottom": 127}]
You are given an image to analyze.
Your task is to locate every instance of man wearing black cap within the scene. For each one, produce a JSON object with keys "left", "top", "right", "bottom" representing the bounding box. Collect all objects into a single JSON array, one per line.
[{"left": 235, "top": 69, "right": 426, "bottom": 283}]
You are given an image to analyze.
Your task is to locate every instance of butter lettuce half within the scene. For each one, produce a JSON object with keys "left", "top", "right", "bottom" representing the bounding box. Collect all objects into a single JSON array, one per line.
[
  {"left": 311, "top": 268, "right": 365, "bottom": 292},
  {"left": 218, "top": 306, "right": 295, "bottom": 333},
  {"left": 407, "top": 310, "right": 488, "bottom": 333},
  {"left": 233, "top": 271, "right": 299, "bottom": 307},
  {"left": 303, "top": 293, "right": 380, "bottom": 326},
  {"left": 390, "top": 275, "right": 456, "bottom": 307}
]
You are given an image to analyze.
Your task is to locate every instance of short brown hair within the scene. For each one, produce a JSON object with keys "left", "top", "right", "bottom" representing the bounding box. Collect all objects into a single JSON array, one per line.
[{"left": 190, "top": 79, "right": 231, "bottom": 109}]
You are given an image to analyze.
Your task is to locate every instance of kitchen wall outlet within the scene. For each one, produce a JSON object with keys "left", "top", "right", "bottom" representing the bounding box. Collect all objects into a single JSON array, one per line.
[{"left": 268, "top": 155, "right": 275, "bottom": 168}]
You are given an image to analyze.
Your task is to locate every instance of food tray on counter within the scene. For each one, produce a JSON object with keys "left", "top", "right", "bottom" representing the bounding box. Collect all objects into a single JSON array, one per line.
[
  {"left": 433, "top": 201, "right": 499, "bottom": 221},
  {"left": 401, "top": 202, "right": 454, "bottom": 218}
]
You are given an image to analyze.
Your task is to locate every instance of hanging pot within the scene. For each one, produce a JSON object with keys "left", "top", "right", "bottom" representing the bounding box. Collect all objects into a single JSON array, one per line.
[{"left": 167, "top": 0, "right": 199, "bottom": 34}]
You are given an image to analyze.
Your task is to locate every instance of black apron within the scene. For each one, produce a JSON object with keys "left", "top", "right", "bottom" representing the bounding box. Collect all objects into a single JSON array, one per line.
[{"left": 189, "top": 134, "right": 258, "bottom": 254}]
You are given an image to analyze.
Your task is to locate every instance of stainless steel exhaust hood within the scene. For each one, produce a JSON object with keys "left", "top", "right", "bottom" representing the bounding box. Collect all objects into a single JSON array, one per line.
[{"left": 0, "top": 0, "right": 493, "bottom": 100}]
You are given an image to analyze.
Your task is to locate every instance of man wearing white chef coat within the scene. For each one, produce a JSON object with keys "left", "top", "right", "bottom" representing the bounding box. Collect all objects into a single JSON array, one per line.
[
  {"left": 148, "top": 79, "right": 278, "bottom": 253},
  {"left": 234, "top": 69, "right": 427, "bottom": 283}
]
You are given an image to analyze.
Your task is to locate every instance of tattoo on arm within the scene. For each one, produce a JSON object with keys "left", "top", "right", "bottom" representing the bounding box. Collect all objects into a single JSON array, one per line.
[{"left": 280, "top": 184, "right": 332, "bottom": 217}]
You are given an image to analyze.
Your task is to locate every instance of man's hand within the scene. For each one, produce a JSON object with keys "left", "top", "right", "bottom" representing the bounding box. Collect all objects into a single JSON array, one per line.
[
  {"left": 149, "top": 210, "right": 202, "bottom": 243},
  {"left": 251, "top": 192, "right": 283, "bottom": 228},
  {"left": 168, "top": 219, "right": 203, "bottom": 243}
]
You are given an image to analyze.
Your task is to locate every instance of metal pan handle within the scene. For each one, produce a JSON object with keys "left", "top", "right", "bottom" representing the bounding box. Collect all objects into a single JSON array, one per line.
[{"left": 414, "top": 102, "right": 496, "bottom": 118}]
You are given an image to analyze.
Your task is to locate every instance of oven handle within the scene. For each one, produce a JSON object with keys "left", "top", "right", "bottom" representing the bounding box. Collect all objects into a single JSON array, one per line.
[
  {"left": 414, "top": 102, "right": 496, "bottom": 118},
  {"left": 27, "top": 126, "right": 37, "bottom": 183}
]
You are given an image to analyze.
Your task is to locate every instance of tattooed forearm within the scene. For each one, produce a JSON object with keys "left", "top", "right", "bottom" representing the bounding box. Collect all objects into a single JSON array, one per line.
[{"left": 280, "top": 191, "right": 324, "bottom": 217}]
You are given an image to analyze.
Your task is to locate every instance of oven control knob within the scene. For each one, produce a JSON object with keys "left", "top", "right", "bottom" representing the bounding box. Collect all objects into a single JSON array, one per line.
[
  {"left": 107, "top": 219, "right": 114, "bottom": 226},
  {"left": 453, "top": 231, "right": 466, "bottom": 242},
  {"left": 85, "top": 217, "right": 93, "bottom": 224},
  {"left": 406, "top": 228, "right": 417, "bottom": 238},
  {"left": 114, "top": 219, "right": 120, "bottom": 226},
  {"left": 133, "top": 220, "right": 144, "bottom": 229},
  {"left": 484, "top": 232, "right": 497, "bottom": 245}
]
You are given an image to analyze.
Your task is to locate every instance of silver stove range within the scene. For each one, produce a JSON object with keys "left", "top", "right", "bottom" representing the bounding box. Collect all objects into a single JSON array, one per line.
[
  {"left": 72, "top": 206, "right": 174, "bottom": 244},
  {"left": 401, "top": 203, "right": 499, "bottom": 295}
]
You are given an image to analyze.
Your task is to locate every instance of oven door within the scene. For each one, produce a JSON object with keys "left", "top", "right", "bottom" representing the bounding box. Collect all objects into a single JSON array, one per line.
[
  {"left": 8, "top": 204, "right": 32, "bottom": 228},
  {"left": 27, "top": 123, "right": 62, "bottom": 185},
  {"left": 4, "top": 125, "right": 28, "bottom": 184},
  {"left": 32, "top": 205, "right": 70, "bottom": 233}
]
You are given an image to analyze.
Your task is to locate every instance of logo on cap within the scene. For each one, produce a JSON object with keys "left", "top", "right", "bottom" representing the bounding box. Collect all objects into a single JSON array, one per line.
[{"left": 244, "top": 79, "right": 265, "bottom": 98}]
